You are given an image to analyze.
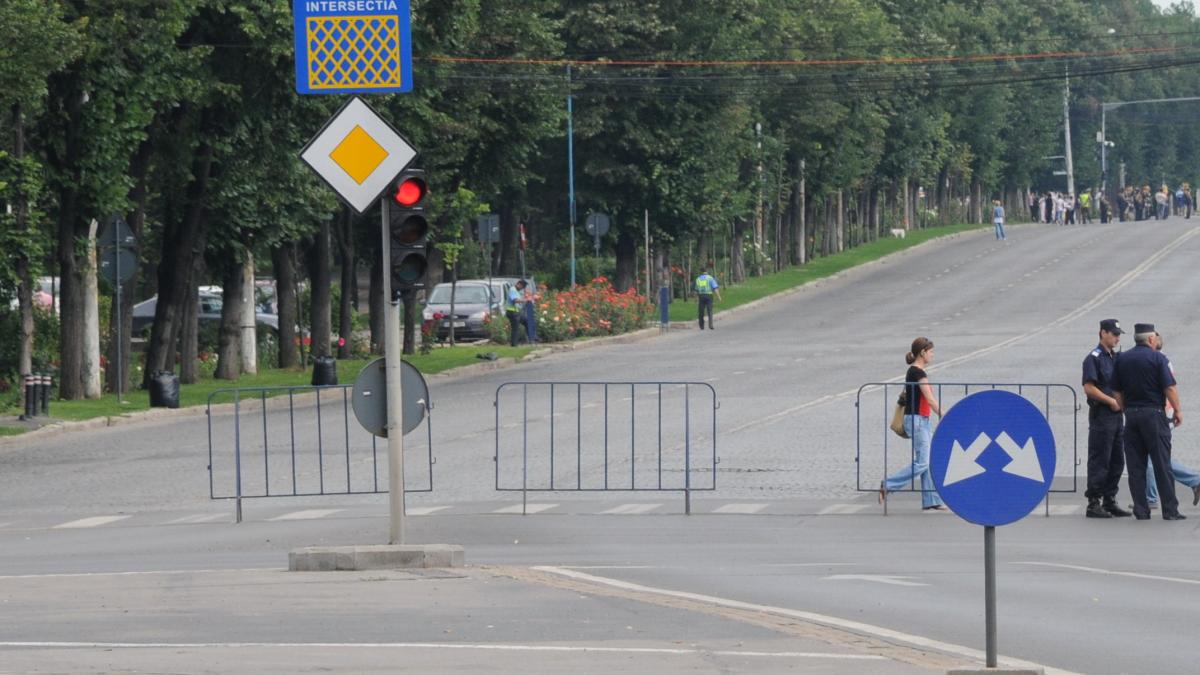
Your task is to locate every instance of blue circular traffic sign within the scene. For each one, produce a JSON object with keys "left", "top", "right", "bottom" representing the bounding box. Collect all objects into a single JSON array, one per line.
[{"left": 930, "top": 390, "right": 1055, "bottom": 526}]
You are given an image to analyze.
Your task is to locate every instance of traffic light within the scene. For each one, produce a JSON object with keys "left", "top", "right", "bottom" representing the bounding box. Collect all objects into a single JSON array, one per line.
[{"left": 389, "top": 168, "right": 428, "bottom": 296}]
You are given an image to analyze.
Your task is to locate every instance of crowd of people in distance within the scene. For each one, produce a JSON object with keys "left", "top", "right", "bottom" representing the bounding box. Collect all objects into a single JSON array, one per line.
[{"left": 1028, "top": 184, "right": 1194, "bottom": 225}]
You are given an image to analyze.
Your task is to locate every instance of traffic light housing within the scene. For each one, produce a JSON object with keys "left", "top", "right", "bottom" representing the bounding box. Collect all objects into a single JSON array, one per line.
[{"left": 389, "top": 168, "right": 428, "bottom": 296}]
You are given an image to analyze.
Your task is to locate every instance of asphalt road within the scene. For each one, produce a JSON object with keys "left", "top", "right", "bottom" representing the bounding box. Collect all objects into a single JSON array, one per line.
[{"left": 2, "top": 219, "right": 1199, "bottom": 674}]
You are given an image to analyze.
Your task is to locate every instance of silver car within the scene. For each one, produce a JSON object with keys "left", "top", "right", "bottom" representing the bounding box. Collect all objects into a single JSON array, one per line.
[{"left": 421, "top": 281, "right": 498, "bottom": 340}]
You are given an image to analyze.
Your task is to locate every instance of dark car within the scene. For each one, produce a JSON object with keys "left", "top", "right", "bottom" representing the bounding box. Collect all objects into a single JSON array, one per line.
[{"left": 131, "top": 290, "right": 279, "bottom": 336}]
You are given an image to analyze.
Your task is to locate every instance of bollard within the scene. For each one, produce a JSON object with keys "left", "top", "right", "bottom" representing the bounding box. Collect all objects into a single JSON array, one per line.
[
  {"left": 20, "top": 375, "right": 36, "bottom": 420},
  {"left": 39, "top": 373, "right": 51, "bottom": 415}
]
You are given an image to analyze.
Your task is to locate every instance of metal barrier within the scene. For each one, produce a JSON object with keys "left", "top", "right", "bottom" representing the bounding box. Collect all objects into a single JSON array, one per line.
[
  {"left": 494, "top": 381, "right": 719, "bottom": 514},
  {"left": 856, "top": 382, "right": 1079, "bottom": 516},
  {"left": 207, "top": 384, "right": 433, "bottom": 522}
]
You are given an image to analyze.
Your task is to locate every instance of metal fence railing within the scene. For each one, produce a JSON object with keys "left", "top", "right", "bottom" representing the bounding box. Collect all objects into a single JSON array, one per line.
[
  {"left": 207, "top": 385, "right": 433, "bottom": 522},
  {"left": 494, "top": 382, "right": 719, "bottom": 514},
  {"left": 856, "top": 382, "right": 1079, "bottom": 516}
]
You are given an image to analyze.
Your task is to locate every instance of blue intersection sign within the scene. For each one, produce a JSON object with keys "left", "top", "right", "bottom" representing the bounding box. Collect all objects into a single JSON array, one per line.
[
  {"left": 293, "top": 0, "right": 414, "bottom": 95},
  {"left": 930, "top": 390, "right": 1056, "bottom": 526}
]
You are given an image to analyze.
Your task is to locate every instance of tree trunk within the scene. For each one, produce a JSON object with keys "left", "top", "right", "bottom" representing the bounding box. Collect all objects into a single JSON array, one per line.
[
  {"left": 498, "top": 202, "right": 516, "bottom": 275},
  {"left": 308, "top": 213, "right": 334, "bottom": 359},
  {"left": 795, "top": 158, "right": 807, "bottom": 265},
  {"left": 82, "top": 219, "right": 101, "bottom": 399},
  {"left": 179, "top": 255, "right": 204, "bottom": 384},
  {"left": 336, "top": 209, "right": 355, "bottom": 359},
  {"left": 368, "top": 240, "right": 383, "bottom": 355},
  {"left": 144, "top": 141, "right": 214, "bottom": 387},
  {"left": 730, "top": 220, "right": 747, "bottom": 283},
  {"left": 614, "top": 228, "right": 637, "bottom": 292},
  {"left": 13, "top": 103, "right": 34, "bottom": 383},
  {"left": 215, "top": 259, "right": 242, "bottom": 380},
  {"left": 239, "top": 253, "right": 257, "bottom": 374},
  {"left": 273, "top": 244, "right": 300, "bottom": 368}
]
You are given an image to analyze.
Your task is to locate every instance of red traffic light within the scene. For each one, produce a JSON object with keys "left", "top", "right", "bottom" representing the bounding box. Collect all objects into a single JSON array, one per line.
[{"left": 394, "top": 177, "right": 426, "bottom": 207}]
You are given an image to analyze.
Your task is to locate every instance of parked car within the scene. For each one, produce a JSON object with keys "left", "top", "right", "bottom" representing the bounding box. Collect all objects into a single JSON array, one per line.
[
  {"left": 131, "top": 290, "right": 279, "bottom": 336},
  {"left": 420, "top": 281, "right": 498, "bottom": 340}
]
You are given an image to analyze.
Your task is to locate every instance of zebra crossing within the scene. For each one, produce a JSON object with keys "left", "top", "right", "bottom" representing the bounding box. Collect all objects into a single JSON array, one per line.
[{"left": 0, "top": 497, "right": 1095, "bottom": 532}]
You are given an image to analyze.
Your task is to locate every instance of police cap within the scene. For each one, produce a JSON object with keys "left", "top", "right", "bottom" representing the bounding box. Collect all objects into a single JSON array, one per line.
[{"left": 1099, "top": 319, "right": 1123, "bottom": 335}]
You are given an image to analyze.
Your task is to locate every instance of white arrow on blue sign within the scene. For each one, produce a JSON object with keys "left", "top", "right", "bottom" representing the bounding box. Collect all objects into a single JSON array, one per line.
[{"left": 930, "top": 390, "right": 1056, "bottom": 526}]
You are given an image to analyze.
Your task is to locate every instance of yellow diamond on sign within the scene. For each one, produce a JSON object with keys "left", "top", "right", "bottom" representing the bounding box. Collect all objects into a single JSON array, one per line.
[{"left": 329, "top": 125, "right": 390, "bottom": 185}]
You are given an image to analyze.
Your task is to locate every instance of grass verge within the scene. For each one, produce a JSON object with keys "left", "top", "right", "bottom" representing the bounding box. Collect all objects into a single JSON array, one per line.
[
  {"left": 20, "top": 344, "right": 534, "bottom": 424},
  {"left": 0, "top": 426, "right": 25, "bottom": 437},
  {"left": 668, "top": 222, "right": 985, "bottom": 322}
]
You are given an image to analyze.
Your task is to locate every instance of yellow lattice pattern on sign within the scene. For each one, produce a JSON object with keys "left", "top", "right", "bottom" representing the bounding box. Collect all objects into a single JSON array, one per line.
[{"left": 306, "top": 15, "right": 403, "bottom": 90}]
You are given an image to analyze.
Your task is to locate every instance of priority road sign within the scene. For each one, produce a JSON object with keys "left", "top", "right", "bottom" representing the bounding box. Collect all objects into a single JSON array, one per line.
[
  {"left": 300, "top": 96, "right": 417, "bottom": 213},
  {"left": 293, "top": 0, "right": 414, "bottom": 95},
  {"left": 930, "top": 390, "right": 1055, "bottom": 526}
]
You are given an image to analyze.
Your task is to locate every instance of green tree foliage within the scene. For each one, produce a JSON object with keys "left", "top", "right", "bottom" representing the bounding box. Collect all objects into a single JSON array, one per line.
[{"left": 5, "top": 0, "right": 1200, "bottom": 395}]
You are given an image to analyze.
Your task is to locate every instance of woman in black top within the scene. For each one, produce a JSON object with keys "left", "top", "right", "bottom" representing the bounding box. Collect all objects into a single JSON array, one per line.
[{"left": 880, "top": 337, "right": 947, "bottom": 510}]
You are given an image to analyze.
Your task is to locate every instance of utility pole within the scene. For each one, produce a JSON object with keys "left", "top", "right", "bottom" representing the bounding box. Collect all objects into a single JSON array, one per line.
[
  {"left": 1063, "top": 67, "right": 1076, "bottom": 197},
  {"left": 567, "top": 64, "right": 577, "bottom": 289}
]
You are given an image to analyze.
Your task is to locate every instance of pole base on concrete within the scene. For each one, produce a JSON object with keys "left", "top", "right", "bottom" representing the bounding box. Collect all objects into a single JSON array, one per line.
[
  {"left": 289, "top": 544, "right": 464, "bottom": 571},
  {"left": 945, "top": 662, "right": 1041, "bottom": 667}
]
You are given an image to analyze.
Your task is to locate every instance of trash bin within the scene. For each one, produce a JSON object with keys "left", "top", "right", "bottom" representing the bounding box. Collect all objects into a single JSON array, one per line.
[
  {"left": 311, "top": 355, "right": 338, "bottom": 386},
  {"left": 148, "top": 370, "right": 180, "bottom": 409}
]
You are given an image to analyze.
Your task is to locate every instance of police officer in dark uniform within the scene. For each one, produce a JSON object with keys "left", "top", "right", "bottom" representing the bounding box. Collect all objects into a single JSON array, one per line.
[
  {"left": 1113, "top": 323, "right": 1187, "bottom": 521},
  {"left": 1082, "top": 319, "right": 1132, "bottom": 518}
]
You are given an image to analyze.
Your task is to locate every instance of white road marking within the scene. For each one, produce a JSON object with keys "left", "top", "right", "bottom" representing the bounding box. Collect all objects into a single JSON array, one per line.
[
  {"left": 0, "top": 522, "right": 13, "bottom": 529},
  {"left": 0, "top": 568, "right": 279, "bottom": 581},
  {"left": 1046, "top": 505, "right": 1081, "bottom": 516},
  {"left": 268, "top": 509, "right": 343, "bottom": 521},
  {"left": 711, "top": 503, "right": 767, "bottom": 514},
  {"left": 493, "top": 503, "right": 558, "bottom": 514},
  {"left": 52, "top": 516, "right": 131, "bottom": 529},
  {"left": 731, "top": 370, "right": 747, "bottom": 375},
  {"left": 0, "top": 641, "right": 884, "bottom": 660},
  {"left": 759, "top": 563, "right": 857, "bottom": 568},
  {"left": 818, "top": 504, "right": 868, "bottom": 515},
  {"left": 534, "top": 566, "right": 1080, "bottom": 675},
  {"left": 406, "top": 506, "right": 450, "bottom": 516},
  {"left": 165, "top": 514, "right": 226, "bottom": 525},
  {"left": 1015, "top": 561, "right": 1200, "bottom": 586},
  {"left": 823, "top": 574, "right": 928, "bottom": 587},
  {"left": 600, "top": 503, "right": 662, "bottom": 515},
  {"left": 728, "top": 227, "right": 1200, "bottom": 436}
]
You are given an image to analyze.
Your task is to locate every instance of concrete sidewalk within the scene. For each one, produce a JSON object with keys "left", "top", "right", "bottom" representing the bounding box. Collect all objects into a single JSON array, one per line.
[{"left": 0, "top": 565, "right": 956, "bottom": 674}]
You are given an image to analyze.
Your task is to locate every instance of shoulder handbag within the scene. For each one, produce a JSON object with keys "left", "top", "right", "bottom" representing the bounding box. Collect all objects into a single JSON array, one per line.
[{"left": 890, "top": 390, "right": 909, "bottom": 438}]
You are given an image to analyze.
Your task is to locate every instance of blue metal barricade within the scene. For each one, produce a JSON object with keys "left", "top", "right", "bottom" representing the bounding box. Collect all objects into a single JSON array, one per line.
[
  {"left": 855, "top": 382, "right": 1079, "bottom": 516},
  {"left": 206, "top": 384, "right": 433, "bottom": 522},
  {"left": 494, "top": 381, "right": 719, "bottom": 514}
]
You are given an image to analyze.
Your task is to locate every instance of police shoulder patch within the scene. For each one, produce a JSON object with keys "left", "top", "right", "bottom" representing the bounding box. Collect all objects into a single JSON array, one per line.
[{"left": 1091, "top": 349, "right": 1101, "bottom": 358}]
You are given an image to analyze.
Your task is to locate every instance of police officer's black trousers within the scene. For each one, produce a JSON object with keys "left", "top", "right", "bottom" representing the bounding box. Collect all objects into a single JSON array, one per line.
[
  {"left": 1085, "top": 410, "right": 1124, "bottom": 501},
  {"left": 1124, "top": 407, "right": 1179, "bottom": 517},
  {"left": 697, "top": 294, "right": 713, "bottom": 329},
  {"left": 507, "top": 311, "right": 523, "bottom": 347}
]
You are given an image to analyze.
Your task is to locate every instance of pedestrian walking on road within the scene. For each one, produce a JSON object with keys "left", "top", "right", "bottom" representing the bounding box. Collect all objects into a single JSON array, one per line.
[
  {"left": 1113, "top": 323, "right": 1187, "bottom": 520},
  {"left": 880, "top": 337, "right": 947, "bottom": 511},
  {"left": 1144, "top": 332, "right": 1200, "bottom": 509},
  {"left": 992, "top": 199, "right": 1006, "bottom": 240},
  {"left": 695, "top": 267, "right": 721, "bottom": 330},
  {"left": 1081, "top": 319, "right": 1131, "bottom": 518}
]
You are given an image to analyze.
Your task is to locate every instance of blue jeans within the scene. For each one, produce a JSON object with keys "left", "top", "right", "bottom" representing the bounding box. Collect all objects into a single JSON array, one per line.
[
  {"left": 885, "top": 415, "right": 944, "bottom": 508},
  {"left": 1146, "top": 459, "right": 1200, "bottom": 504},
  {"left": 994, "top": 221, "right": 1005, "bottom": 240}
]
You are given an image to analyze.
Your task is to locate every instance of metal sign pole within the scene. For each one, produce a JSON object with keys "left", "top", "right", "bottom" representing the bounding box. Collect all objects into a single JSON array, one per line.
[
  {"left": 985, "top": 525, "right": 997, "bottom": 667},
  {"left": 114, "top": 243, "right": 122, "bottom": 404},
  {"left": 381, "top": 198, "right": 406, "bottom": 544}
]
